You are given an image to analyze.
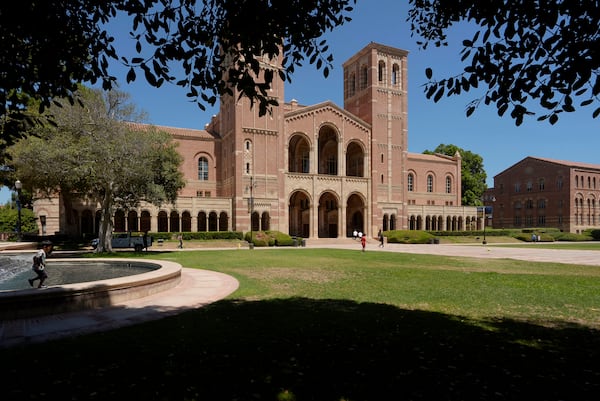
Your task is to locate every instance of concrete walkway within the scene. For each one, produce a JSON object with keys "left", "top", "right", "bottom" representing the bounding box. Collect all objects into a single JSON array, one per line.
[
  {"left": 309, "top": 237, "right": 600, "bottom": 266},
  {"left": 2, "top": 240, "right": 599, "bottom": 348},
  {"left": 0, "top": 267, "right": 239, "bottom": 348}
]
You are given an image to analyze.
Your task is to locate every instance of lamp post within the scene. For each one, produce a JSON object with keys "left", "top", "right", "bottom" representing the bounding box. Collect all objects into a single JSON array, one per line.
[
  {"left": 481, "top": 195, "right": 496, "bottom": 245},
  {"left": 247, "top": 176, "right": 255, "bottom": 249},
  {"left": 15, "top": 179, "right": 22, "bottom": 242}
]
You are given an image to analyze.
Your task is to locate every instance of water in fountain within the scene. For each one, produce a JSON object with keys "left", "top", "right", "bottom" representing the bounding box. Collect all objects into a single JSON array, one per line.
[{"left": 0, "top": 254, "right": 158, "bottom": 291}]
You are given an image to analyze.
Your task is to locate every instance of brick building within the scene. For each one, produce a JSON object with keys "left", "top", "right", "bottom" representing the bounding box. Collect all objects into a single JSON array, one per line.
[
  {"left": 34, "top": 42, "right": 478, "bottom": 239},
  {"left": 484, "top": 156, "right": 600, "bottom": 233}
]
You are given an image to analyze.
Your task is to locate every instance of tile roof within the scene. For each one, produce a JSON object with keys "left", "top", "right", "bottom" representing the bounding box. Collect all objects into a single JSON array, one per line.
[
  {"left": 126, "top": 122, "right": 219, "bottom": 140},
  {"left": 530, "top": 156, "right": 600, "bottom": 170}
]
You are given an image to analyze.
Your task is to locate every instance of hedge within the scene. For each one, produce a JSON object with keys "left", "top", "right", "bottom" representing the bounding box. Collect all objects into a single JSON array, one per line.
[{"left": 244, "top": 230, "right": 295, "bottom": 247}]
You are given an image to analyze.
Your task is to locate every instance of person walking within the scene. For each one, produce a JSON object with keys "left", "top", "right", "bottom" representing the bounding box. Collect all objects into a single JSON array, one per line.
[
  {"left": 378, "top": 229, "right": 384, "bottom": 248},
  {"left": 177, "top": 233, "right": 183, "bottom": 249},
  {"left": 28, "top": 240, "right": 53, "bottom": 288},
  {"left": 361, "top": 233, "right": 366, "bottom": 252}
]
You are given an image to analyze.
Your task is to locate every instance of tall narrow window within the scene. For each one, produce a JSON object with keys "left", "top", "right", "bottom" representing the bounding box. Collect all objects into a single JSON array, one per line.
[
  {"left": 360, "top": 65, "right": 368, "bottom": 89},
  {"left": 445, "top": 176, "right": 452, "bottom": 194},
  {"left": 301, "top": 152, "right": 309, "bottom": 173},
  {"left": 378, "top": 60, "right": 386, "bottom": 83},
  {"left": 392, "top": 63, "right": 400, "bottom": 86},
  {"left": 198, "top": 157, "right": 208, "bottom": 180},
  {"left": 348, "top": 72, "right": 356, "bottom": 97},
  {"left": 407, "top": 173, "right": 414, "bottom": 192},
  {"left": 427, "top": 175, "right": 433, "bottom": 193}
]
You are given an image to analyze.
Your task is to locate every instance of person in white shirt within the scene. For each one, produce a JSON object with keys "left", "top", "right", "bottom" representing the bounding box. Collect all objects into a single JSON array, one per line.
[{"left": 28, "top": 240, "right": 53, "bottom": 288}]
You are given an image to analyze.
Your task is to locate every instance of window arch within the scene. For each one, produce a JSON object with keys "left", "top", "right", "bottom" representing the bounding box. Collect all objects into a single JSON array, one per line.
[
  {"left": 348, "top": 72, "right": 356, "bottom": 97},
  {"left": 198, "top": 157, "right": 208, "bottom": 180},
  {"left": 378, "top": 60, "right": 386, "bottom": 83},
  {"left": 427, "top": 174, "right": 434, "bottom": 193},
  {"left": 360, "top": 65, "right": 368, "bottom": 89},
  {"left": 392, "top": 63, "right": 400, "bottom": 86},
  {"left": 407, "top": 173, "right": 414, "bottom": 192}
]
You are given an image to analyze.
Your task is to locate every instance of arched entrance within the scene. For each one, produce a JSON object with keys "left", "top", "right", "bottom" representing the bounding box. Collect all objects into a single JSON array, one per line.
[
  {"left": 346, "top": 141, "right": 365, "bottom": 177},
  {"left": 288, "top": 134, "right": 311, "bottom": 173},
  {"left": 289, "top": 191, "right": 311, "bottom": 238},
  {"left": 318, "top": 125, "right": 338, "bottom": 175},
  {"left": 318, "top": 191, "right": 339, "bottom": 238},
  {"left": 140, "top": 211, "right": 151, "bottom": 232},
  {"left": 182, "top": 211, "right": 192, "bottom": 232},
  {"left": 81, "top": 210, "right": 94, "bottom": 237},
  {"left": 346, "top": 193, "right": 365, "bottom": 237}
]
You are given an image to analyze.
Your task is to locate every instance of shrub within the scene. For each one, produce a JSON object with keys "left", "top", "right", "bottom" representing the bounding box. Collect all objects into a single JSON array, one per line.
[
  {"left": 385, "top": 230, "right": 434, "bottom": 244},
  {"left": 145, "top": 231, "right": 243, "bottom": 241},
  {"left": 245, "top": 230, "right": 295, "bottom": 247},
  {"left": 586, "top": 229, "right": 600, "bottom": 240},
  {"left": 552, "top": 232, "right": 593, "bottom": 242}
]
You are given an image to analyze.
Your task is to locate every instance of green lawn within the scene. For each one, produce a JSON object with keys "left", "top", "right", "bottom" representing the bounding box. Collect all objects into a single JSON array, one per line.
[{"left": 2, "top": 248, "right": 600, "bottom": 400}]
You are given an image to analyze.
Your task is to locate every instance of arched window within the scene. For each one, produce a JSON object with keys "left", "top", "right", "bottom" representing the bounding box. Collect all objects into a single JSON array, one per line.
[
  {"left": 392, "top": 63, "right": 400, "bottom": 86},
  {"left": 446, "top": 176, "right": 452, "bottom": 194},
  {"left": 198, "top": 157, "right": 208, "bottom": 180},
  {"left": 348, "top": 72, "right": 356, "bottom": 97},
  {"left": 378, "top": 60, "right": 386, "bottom": 83},
  {"left": 407, "top": 173, "right": 414, "bottom": 192},
  {"left": 360, "top": 65, "right": 368, "bottom": 89},
  {"left": 427, "top": 175, "right": 433, "bottom": 193}
]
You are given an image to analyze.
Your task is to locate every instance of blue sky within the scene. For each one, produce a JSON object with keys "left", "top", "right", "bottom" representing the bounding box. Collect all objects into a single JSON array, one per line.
[{"left": 2, "top": 1, "right": 598, "bottom": 203}]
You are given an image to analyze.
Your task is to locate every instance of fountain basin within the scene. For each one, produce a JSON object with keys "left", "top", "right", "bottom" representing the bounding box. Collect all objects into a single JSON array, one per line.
[{"left": 0, "top": 258, "right": 181, "bottom": 320}]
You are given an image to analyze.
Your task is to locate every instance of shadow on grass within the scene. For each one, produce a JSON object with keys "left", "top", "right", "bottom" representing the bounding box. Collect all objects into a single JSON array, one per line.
[{"left": 2, "top": 298, "right": 599, "bottom": 400}]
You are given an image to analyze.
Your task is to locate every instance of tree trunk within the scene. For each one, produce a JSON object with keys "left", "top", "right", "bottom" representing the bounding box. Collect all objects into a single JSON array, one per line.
[{"left": 95, "top": 190, "right": 114, "bottom": 253}]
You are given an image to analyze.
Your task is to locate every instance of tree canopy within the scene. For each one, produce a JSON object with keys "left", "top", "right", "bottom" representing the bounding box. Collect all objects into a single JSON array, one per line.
[
  {"left": 7, "top": 87, "right": 185, "bottom": 252},
  {"left": 0, "top": 0, "right": 356, "bottom": 152},
  {"left": 408, "top": 0, "right": 600, "bottom": 125},
  {"left": 423, "top": 144, "right": 487, "bottom": 206}
]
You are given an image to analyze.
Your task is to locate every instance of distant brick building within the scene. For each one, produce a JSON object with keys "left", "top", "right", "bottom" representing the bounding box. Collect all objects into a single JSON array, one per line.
[
  {"left": 484, "top": 156, "right": 600, "bottom": 233},
  {"left": 34, "top": 42, "right": 478, "bottom": 239}
]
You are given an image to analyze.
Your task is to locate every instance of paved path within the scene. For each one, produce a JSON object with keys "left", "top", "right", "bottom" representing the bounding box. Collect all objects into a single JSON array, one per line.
[
  {"left": 366, "top": 242, "right": 600, "bottom": 266},
  {"left": 2, "top": 240, "right": 599, "bottom": 348},
  {"left": 0, "top": 268, "right": 239, "bottom": 348}
]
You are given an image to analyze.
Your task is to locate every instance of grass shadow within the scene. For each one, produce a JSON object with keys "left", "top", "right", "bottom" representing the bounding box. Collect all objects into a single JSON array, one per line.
[{"left": 2, "top": 297, "right": 599, "bottom": 400}]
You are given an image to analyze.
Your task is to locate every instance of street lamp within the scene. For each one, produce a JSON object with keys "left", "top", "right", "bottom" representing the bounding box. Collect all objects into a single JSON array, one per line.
[
  {"left": 15, "top": 179, "right": 22, "bottom": 242},
  {"left": 247, "top": 176, "right": 255, "bottom": 249},
  {"left": 481, "top": 195, "right": 496, "bottom": 245}
]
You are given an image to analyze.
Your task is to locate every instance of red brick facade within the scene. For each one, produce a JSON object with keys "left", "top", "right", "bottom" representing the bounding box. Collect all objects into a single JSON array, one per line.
[
  {"left": 485, "top": 157, "right": 600, "bottom": 233},
  {"left": 34, "top": 43, "right": 477, "bottom": 238}
]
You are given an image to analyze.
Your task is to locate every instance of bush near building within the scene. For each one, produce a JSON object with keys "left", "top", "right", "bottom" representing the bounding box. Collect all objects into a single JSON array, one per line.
[
  {"left": 244, "top": 231, "right": 295, "bottom": 247},
  {"left": 385, "top": 230, "right": 435, "bottom": 244}
]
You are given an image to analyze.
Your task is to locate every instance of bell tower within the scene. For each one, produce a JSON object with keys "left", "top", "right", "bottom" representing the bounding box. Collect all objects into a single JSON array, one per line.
[
  {"left": 343, "top": 43, "right": 409, "bottom": 230},
  {"left": 217, "top": 49, "right": 286, "bottom": 233}
]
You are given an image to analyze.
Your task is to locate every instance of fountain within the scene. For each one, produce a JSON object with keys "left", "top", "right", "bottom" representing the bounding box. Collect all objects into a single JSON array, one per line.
[{"left": 0, "top": 253, "right": 182, "bottom": 320}]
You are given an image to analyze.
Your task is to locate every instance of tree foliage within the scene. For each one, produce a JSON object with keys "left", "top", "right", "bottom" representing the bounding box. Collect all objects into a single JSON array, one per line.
[
  {"left": 0, "top": 205, "right": 38, "bottom": 237},
  {"left": 408, "top": 0, "right": 600, "bottom": 125},
  {"left": 7, "top": 87, "right": 185, "bottom": 252},
  {"left": 0, "top": 0, "right": 356, "bottom": 150},
  {"left": 423, "top": 144, "right": 486, "bottom": 206}
]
